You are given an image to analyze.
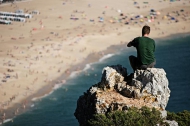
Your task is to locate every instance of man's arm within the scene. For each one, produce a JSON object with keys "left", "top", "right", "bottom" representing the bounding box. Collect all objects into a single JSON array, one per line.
[
  {"left": 127, "top": 41, "right": 133, "bottom": 47},
  {"left": 127, "top": 37, "right": 138, "bottom": 47}
]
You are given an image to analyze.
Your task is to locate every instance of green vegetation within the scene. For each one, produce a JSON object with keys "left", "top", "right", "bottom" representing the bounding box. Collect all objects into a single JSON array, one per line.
[
  {"left": 88, "top": 106, "right": 169, "bottom": 126},
  {"left": 167, "top": 110, "right": 190, "bottom": 126},
  {"left": 88, "top": 106, "right": 190, "bottom": 126}
]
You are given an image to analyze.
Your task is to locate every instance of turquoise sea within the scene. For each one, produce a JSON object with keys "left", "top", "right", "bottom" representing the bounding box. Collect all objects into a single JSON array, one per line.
[{"left": 3, "top": 34, "right": 190, "bottom": 126}]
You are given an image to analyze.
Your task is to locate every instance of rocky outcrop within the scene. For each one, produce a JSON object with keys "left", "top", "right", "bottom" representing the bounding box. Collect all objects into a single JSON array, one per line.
[{"left": 74, "top": 65, "right": 171, "bottom": 126}]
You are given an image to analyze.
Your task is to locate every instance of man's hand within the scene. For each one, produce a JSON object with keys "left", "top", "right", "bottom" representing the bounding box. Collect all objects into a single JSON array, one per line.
[{"left": 127, "top": 41, "right": 132, "bottom": 47}]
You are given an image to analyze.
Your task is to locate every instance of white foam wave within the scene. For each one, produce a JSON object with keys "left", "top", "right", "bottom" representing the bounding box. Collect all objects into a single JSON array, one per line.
[
  {"left": 32, "top": 90, "right": 53, "bottom": 101},
  {"left": 31, "top": 81, "right": 66, "bottom": 102},
  {"left": 53, "top": 83, "right": 63, "bottom": 90},
  {"left": 69, "top": 71, "right": 81, "bottom": 78},
  {"left": 31, "top": 104, "right": 35, "bottom": 107},
  {"left": 99, "top": 54, "right": 114, "bottom": 62},
  {"left": 83, "top": 64, "right": 91, "bottom": 71},
  {"left": 49, "top": 97, "right": 57, "bottom": 101},
  {"left": 0, "top": 119, "right": 12, "bottom": 125}
]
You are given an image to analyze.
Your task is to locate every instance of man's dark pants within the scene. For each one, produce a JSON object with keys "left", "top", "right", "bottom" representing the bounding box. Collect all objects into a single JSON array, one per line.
[{"left": 129, "top": 55, "right": 156, "bottom": 71}]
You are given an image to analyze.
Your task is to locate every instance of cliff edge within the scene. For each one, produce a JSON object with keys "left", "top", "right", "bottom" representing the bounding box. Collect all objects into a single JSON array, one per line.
[{"left": 74, "top": 65, "right": 172, "bottom": 126}]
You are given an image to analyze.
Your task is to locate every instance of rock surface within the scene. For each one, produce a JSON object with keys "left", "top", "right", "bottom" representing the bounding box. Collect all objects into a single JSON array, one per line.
[{"left": 74, "top": 65, "right": 171, "bottom": 126}]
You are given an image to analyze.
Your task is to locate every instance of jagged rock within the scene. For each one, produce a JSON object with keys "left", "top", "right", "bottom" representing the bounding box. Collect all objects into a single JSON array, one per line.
[
  {"left": 160, "top": 110, "right": 167, "bottom": 119},
  {"left": 163, "top": 120, "right": 178, "bottom": 126},
  {"left": 74, "top": 65, "right": 171, "bottom": 126},
  {"left": 130, "top": 68, "right": 170, "bottom": 109},
  {"left": 99, "top": 65, "right": 127, "bottom": 90}
]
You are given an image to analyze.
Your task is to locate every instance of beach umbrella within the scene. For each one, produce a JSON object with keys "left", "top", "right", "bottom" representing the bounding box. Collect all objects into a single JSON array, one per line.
[
  {"left": 140, "top": 19, "right": 144, "bottom": 22},
  {"left": 135, "top": 15, "right": 140, "bottom": 18},
  {"left": 125, "top": 22, "right": 129, "bottom": 25},
  {"left": 150, "top": 9, "right": 155, "bottom": 12},
  {"left": 99, "top": 17, "right": 104, "bottom": 22},
  {"left": 171, "top": 17, "right": 175, "bottom": 20}
]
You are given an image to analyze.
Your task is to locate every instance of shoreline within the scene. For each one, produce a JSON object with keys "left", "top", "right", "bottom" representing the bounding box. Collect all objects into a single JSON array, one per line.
[
  {"left": 1, "top": 40, "right": 128, "bottom": 123},
  {"left": 0, "top": 0, "right": 190, "bottom": 124},
  {"left": 2, "top": 31, "right": 190, "bottom": 124}
]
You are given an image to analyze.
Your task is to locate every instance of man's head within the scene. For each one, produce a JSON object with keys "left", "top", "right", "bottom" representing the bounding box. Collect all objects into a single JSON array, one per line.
[{"left": 142, "top": 25, "right": 150, "bottom": 36}]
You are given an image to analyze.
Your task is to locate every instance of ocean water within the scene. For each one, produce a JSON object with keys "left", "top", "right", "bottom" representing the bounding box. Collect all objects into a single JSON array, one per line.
[{"left": 3, "top": 34, "right": 190, "bottom": 126}]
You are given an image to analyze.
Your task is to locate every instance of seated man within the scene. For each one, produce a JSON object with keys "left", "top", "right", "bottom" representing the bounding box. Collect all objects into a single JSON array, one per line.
[{"left": 127, "top": 25, "right": 156, "bottom": 71}]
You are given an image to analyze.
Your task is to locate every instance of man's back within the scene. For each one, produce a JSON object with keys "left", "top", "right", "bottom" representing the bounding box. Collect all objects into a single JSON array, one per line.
[
  {"left": 136, "top": 37, "right": 155, "bottom": 65},
  {"left": 132, "top": 37, "right": 155, "bottom": 65}
]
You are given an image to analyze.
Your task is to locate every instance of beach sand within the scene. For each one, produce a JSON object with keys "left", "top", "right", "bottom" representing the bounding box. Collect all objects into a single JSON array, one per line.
[{"left": 0, "top": 0, "right": 190, "bottom": 123}]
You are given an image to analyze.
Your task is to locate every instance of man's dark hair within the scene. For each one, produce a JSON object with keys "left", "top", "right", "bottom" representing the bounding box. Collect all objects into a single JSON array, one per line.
[{"left": 142, "top": 25, "right": 150, "bottom": 36}]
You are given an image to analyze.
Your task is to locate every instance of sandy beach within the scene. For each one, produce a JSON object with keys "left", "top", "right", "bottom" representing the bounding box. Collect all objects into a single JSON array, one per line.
[{"left": 0, "top": 0, "right": 190, "bottom": 123}]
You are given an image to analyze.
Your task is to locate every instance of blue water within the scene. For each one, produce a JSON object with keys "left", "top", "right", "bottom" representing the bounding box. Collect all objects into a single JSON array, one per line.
[{"left": 3, "top": 35, "right": 190, "bottom": 126}]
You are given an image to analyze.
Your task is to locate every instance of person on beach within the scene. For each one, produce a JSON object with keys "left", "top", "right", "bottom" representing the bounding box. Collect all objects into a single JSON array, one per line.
[{"left": 127, "top": 25, "right": 156, "bottom": 71}]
